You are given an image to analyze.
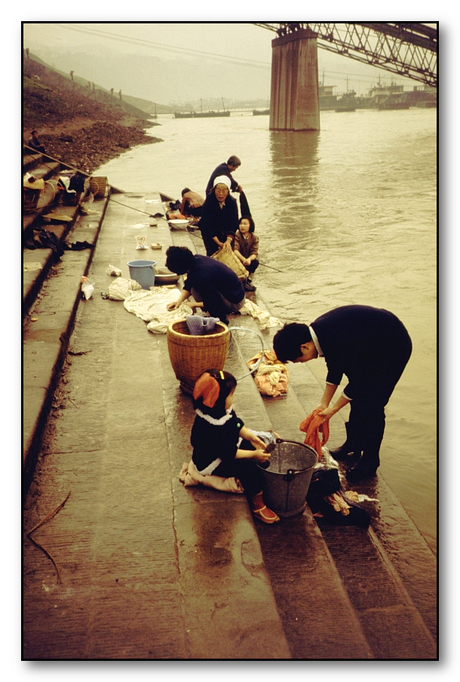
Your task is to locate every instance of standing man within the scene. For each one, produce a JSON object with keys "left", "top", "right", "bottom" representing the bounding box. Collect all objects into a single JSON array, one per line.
[
  {"left": 205, "top": 155, "right": 242, "bottom": 195},
  {"left": 273, "top": 305, "right": 412, "bottom": 481}
]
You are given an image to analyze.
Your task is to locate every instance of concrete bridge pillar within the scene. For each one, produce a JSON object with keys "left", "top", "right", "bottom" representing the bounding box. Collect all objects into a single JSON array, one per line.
[{"left": 269, "top": 27, "right": 320, "bottom": 131}]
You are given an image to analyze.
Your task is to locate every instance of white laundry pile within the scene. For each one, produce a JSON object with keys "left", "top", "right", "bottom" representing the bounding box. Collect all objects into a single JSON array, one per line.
[
  {"left": 106, "top": 277, "right": 142, "bottom": 301},
  {"left": 107, "top": 280, "right": 283, "bottom": 334},
  {"left": 122, "top": 287, "right": 191, "bottom": 333}
]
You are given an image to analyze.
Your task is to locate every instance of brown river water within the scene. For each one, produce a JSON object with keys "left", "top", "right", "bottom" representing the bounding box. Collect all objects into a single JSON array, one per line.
[{"left": 98, "top": 108, "right": 437, "bottom": 553}]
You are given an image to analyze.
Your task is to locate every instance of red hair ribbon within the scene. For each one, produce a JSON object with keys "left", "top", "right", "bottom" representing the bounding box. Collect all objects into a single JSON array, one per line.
[{"left": 193, "top": 372, "right": 221, "bottom": 408}]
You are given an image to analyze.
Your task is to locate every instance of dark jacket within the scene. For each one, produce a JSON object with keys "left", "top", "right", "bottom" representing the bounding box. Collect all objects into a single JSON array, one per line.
[
  {"left": 183, "top": 254, "right": 244, "bottom": 319},
  {"left": 199, "top": 192, "right": 239, "bottom": 256},
  {"left": 310, "top": 305, "right": 412, "bottom": 402},
  {"left": 205, "top": 162, "right": 238, "bottom": 195},
  {"left": 191, "top": 409, "right": 244, "bottom": 473}
]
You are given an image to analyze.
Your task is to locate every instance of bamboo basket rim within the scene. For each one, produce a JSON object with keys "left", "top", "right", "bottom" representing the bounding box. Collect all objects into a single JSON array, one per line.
[{"left": 167, "top": 319, "right": 229, "bottom": 340}]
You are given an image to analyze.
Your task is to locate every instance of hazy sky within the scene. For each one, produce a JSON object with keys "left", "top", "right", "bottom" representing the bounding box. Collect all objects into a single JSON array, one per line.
[
  {"left": 22, "top": 21, "right": 433, "bottom": 103},
  {"left": 23, "top": 22, "right": 272, "bottom": 63}
]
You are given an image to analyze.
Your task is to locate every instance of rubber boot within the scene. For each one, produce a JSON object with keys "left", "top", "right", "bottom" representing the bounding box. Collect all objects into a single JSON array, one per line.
[
  {"left": 346, "top": 436, "right": 382, "bottom": 482},
  {"left": 329, "top": 422, "right": 361, "bottom": 462},
  {"left": 345, "top": 453, "right": 380, "bottom": 481},
  {"left": 346, "top": 410, "right": 385, "bottom": 481}
]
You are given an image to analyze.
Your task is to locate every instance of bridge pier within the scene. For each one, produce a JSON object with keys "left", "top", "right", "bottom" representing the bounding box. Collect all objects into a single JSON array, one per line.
[{"left": 269, "top": 27, "right": 320, "bottom": 131}]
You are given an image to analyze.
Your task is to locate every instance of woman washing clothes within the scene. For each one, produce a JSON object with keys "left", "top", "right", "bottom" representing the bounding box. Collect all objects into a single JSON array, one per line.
[{"left": 198, "top": 175, "right": 239, "bottom": 256}]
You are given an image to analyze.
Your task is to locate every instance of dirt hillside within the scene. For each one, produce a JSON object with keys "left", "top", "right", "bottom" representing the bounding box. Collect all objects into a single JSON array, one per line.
[{"left": 23, "top": 55, "right": 162, "bottom": 173}]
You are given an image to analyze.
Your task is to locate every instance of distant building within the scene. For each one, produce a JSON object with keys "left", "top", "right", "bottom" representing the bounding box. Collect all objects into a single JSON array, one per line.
[{"left": 319, "top": 84, "right": 337, "bottom": 110}]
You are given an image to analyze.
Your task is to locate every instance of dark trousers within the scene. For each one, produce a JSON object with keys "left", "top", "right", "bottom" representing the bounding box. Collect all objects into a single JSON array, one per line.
[
  {"left": 183, "top": 201, "right": 203, "bottom": 217},
  {"left": 191, "top": 286, "right": 244, "bottom": 323},
  {"left": 347, "top": 333, "right": 412, "bottom": 465},
  {"left": 246, "top": 259, "right": 259, "bottom": 275}
]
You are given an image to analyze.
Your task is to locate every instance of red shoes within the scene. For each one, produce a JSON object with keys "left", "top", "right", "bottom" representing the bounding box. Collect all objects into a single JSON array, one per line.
[{"left": 251, "top": 492, "right": 280, "bottom": 524}]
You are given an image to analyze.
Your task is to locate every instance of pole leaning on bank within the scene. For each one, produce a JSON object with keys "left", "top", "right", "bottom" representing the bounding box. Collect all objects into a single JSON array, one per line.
[{"left": 269, "top": 26, "right": 320, "bottom": 131}]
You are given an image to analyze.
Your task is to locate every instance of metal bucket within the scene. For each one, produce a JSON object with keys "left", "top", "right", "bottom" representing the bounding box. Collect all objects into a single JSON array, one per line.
[{"left": 257, "top": 440, "right": 317, "bottom": 517}]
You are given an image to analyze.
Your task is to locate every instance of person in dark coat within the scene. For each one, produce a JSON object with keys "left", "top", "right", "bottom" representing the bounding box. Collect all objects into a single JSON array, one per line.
[
  {"left": 27, "top": 130, "right": 46, "bottom": 153},
  {"left": 165, "top": 246, "right": 245, "bottom": 325},
  {"left": 205, "top": 155, "right": 242, "bottom": 195},
  {"left": 273, "top": 305, "right": 412, "bottom": 481},
  {"left": 198, "top": 175, "right": 239, "bottom": 256}
]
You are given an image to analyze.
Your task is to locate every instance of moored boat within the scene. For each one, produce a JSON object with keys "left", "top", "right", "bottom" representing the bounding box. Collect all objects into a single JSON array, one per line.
[{"left": 174, "top": 110, "right": 230, "bottom": 118}]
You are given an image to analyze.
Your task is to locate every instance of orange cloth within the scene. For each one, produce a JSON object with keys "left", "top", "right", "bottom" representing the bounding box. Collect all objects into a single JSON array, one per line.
[{"left": 299, "top": 408, "right": 330, "bottom": 457}]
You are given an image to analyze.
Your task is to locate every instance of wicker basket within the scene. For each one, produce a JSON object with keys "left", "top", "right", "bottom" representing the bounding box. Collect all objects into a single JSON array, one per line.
[
  {"left": 89, "top": 176, "right": 108, "bottom": 197},
  {"left": 167, "top": 319, "right": 230, "bottom": 393},
  {"left": 212, "top": 247, "right": 249, "bottom": 280}
]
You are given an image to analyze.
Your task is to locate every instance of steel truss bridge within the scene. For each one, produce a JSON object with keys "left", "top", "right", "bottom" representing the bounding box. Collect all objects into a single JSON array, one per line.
[{"left": 255, "top": 23, "right": 437, "bottom": 88}]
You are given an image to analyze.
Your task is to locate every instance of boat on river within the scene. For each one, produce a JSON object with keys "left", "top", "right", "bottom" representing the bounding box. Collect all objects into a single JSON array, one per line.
[
  {"left": 335, "top": 90, "right": 357, "bottom": 112},
  {"left": 175, "top": 98, "right": 230, "bottom": 119},
  {"left": 378, "top": 100, "right": 411, "bottom": 110},
  {"left": 174, "top": 110, "right": 230, "bottom": 119}
]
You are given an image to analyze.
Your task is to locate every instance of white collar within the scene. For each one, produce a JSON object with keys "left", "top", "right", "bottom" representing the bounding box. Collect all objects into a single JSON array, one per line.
[
  {"left": 309, "top": 325, "right": 324, "bottom": 357},
  {"left": 195, "top": 407, "right": 234, "bottom": 426}
]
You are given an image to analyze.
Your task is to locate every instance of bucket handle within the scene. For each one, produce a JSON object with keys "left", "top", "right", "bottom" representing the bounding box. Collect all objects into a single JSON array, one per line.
[{"left": 228, "top": 326, "right": 265, "bottom": 381}]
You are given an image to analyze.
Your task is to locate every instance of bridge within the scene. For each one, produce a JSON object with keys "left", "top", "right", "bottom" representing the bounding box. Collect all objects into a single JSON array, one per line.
[
  {"left": 256, "top": 22, "right": 437, "bottom": 88},
  {"left": 254, "top": 22, "right": 437, "bottom": 131}
]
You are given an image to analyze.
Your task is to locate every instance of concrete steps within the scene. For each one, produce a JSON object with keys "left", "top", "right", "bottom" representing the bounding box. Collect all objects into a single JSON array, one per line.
[
  {"left": 22, "top": 150, "right": 110, "bottom": 487},
  {"left": 23, "top": 188, "right": 437, "bottom": 660},
  {"left": 164, "top": 209, "right": 436, "bottom": 659},
  {"left": 222, "top": 316, "right": 436, "bottom": 659}
]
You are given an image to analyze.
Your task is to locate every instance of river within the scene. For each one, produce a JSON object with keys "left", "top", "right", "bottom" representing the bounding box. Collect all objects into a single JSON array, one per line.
[{"left": 97, "top": 107, "right": 437, "bottom": 553}]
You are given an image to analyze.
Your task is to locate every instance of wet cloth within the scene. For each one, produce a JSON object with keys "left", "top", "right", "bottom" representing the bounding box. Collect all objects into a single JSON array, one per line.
[
  {"left": 239, "top": 298, "right": 282, "bottom": 330},
  {"left": 299, "top": 408, "right": 330, "bottom": 458},
  {"left": 106, "top": 281, "right": 282, "bottom": 333},
  {"left": 306, "top": 467, "right": 371, "bottom": 528},
  {"left": 25, "top": 229, "right": 65, "bottom": 258},
  {"left": 247, "top": 350, "right": 288, "bottom": 397},
  {"left": 179, "top": 460, "right": 244, "bottom": 493}
]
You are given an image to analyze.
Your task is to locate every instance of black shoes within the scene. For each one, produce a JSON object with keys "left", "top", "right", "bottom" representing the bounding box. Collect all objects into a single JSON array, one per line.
[
  {"left": 243, "top": 280, "right": 256, "bottom": 291},
  {"left": 345, "top": 459, "right": 379, "bottom": 482},
  {"left": 329, "top": 444, "right": 360, "bottom": 462}
]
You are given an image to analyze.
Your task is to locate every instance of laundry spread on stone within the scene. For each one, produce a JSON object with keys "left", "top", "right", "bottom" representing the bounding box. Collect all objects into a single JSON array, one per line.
[{"left": 105, "top": 283, "right": 283, "bottom": 333}]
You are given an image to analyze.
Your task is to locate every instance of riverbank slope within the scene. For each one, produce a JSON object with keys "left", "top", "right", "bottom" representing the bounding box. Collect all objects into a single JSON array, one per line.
[{"left": 23, "top": 54, "right": 162, "bottom": 173}]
